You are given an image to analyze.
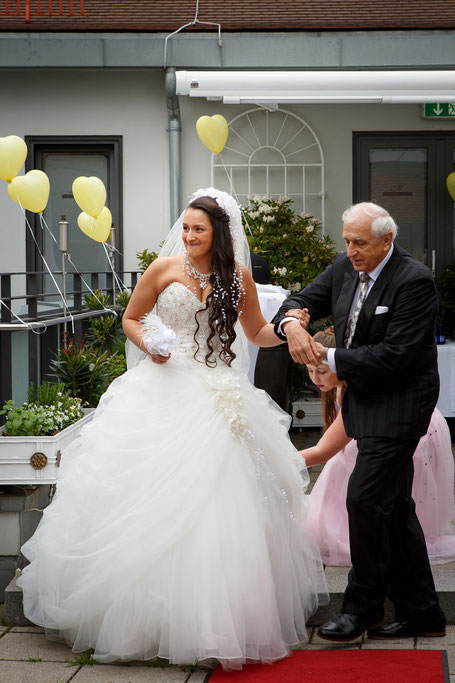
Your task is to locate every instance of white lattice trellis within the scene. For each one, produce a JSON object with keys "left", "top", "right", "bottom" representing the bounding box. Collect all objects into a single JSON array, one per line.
[{"left": 211, "top": 107, "right": 325, "bottom": 227}]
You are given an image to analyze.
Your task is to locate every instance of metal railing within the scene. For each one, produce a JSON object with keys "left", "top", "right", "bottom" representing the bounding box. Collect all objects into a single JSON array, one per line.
[
  {"left": 1, "top": 0, "right": 86, "bottom": 22},
  {"left": 0, "top": 269, "right": 139, "bottom": 411}
]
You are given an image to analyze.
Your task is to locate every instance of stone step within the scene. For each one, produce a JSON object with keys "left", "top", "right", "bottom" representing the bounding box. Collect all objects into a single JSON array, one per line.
[
  {"left": 309, "top": 562, "right": 455, "bottom": 625},
  {"left": 5, "top": 563, "right": 455, "bottom": 627}
]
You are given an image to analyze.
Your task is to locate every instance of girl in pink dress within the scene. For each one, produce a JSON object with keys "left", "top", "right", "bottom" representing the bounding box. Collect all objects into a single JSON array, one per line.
[{"left": 302, "top": 328, "right": 455, "bottom": 566}]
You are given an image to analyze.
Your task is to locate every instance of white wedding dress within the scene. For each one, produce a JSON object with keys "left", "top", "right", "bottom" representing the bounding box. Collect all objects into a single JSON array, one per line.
[{"left": 18, "top": 282, "right": 328, "bottom": 669}]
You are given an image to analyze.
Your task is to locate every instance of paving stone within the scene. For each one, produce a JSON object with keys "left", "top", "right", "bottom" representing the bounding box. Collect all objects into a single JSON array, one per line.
[
  {"left": 187, "top": 672, "right": 210, "bottom": 683},
  {"left": 424, "top": 645, "right": 455, "bottom": 674},
  {"left": 362, "top": 639, "right": 415, "bottom": 649},
  {"left": 310, "top": 628, "right": 363, "bottom": 646},
  {"left": 0, "top": 632, "right": 73, "bottom": 662},
  {"left": 417, "top": 625, "right": 455, "bottom": 647},
  {"left": 0, "top": 660, "right": 76, "bottom": 682},
  {"left": 294, "top": 643, "right": 360, "bottom": 651},
  {"left": 9, "top": 625, "right": 44, "bottom": 634},
  {"left": 71, "top": 665, "right": 188, "bottom": 682}
]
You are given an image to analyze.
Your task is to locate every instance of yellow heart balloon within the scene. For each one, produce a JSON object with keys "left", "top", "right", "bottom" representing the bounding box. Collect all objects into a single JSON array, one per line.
[
  {"left": 77, "top": 206, "right": 112, "bottom": 243},
  {"left": 446, "top": 172, "right": 455, "bottom": 201},
  {"left": 72, "top": 176, "right": 106, "bottom": 218},
  {"left": 8, "top": 170, "right": 50, "bottom": 213},
  {"left": 0, "top": 135, "right": 28, "bottom": 182},
  {"left": 196, "top": 114, "right": 229, "bottom": 154}
]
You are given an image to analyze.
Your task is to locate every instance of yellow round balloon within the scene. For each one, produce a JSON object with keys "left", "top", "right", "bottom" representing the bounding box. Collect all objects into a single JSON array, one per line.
[
  {"left": 8, "top": 170, "right": 50, "bottom": 213},
  {"left": 77, "top": 206, "right": 112, "bottom": 243},
  {"left": 446, "top": 172, "right": 455, "bottom": 201},
  {"left": 0, "top": 135, "right": 28, "bottom": 182},
  {"left": 196, "top": 114, "right": 229, "bottom": 154},
  {"left": 72, "top": 176, "right": 106, "bottom": 218}
]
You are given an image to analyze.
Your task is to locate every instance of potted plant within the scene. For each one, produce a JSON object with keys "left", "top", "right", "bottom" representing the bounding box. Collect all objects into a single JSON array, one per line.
[
  {"left": 0, "top": 382, "right": 94, "bottom": 485},
  {"left": 50, "top": 290, "right": 130, "bottom": 406},
  {"left": 242, "top": 195, "right": 337, "bottom": 293}
]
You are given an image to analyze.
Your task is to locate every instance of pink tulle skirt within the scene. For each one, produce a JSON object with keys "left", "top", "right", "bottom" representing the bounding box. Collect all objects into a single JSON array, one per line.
[{"left": 305, "top": 408, "right": 455, "bottom": 566}]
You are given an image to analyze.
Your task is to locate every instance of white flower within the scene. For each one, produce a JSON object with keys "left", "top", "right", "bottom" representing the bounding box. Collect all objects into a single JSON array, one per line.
[
  {"left": 278, "top": 195, "right": 289, "bottom": 203},
  {"left": 230, "top": 414, "right": 248, "bottom": 437},
  {"left": 276, "top": 266, "right": 287, "bottom": 276},
  {"left": 204, "top": 369, "right": 249, "bottom": 440},
  {"left": 306, "top": 225, "right": 314, "bottom": 233},
  {"left": 258, "top": 204, "right": 273, "bottom": 214},
  {"left": 290, "top": 282, "right": 301, "bottom": 292},
  {"left": 249, "top": 210, "right": 260, "bottom": 219},
  {"left": 140, "top": 312, "right": 178, "bottom": 356},
  {"left": 263, "top": 215, "right": 274, "bottom": 222}
]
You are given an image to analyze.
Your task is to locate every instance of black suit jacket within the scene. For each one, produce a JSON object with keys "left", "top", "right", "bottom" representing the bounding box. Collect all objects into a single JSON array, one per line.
[{"left": 274, "top": 244, "right": 440, "bottom": 439}]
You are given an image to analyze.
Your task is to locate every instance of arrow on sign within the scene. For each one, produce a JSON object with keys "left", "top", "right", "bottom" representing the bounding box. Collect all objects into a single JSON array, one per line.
[{"left": 434, "top": 104, "right": 443, "bottom": 115}]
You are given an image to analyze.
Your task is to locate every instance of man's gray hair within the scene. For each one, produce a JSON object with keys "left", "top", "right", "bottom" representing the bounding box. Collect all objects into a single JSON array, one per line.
[{"left": 342, "top": 202, "right": 398, "bottom": 240}]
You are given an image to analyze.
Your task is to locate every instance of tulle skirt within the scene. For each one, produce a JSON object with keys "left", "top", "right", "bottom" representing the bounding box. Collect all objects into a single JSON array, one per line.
[
  {"left": 18, "top": 353, "right": 327, "bottom": 669},
  {"left": 305, "top": 408, "right": 455, "bottom": 566}
]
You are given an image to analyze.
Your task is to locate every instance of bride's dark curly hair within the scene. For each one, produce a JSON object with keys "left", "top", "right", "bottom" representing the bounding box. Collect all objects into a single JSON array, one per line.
[{"left": 187, "top": 196, "right": 241, "bottom": 367}]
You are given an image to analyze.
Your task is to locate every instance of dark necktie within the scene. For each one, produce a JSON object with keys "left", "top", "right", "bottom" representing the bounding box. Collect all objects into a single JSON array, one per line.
[{"left": 344, "top": 272, "right": 370, "bottom": 349}]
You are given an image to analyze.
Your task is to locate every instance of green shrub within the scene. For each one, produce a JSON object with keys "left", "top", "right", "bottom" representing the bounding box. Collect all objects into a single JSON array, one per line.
[
  {"left": 243, "top": 195, "right": 337, "bottom": 292},
  {"left": 50, "top": 337, "right": 116, "bottom": 407},
  {"left": 1, "top": 382, "right": 83, "bottom": 436},
  {"left": 136, "top": 248, "right": 159, "bottom": 273}
]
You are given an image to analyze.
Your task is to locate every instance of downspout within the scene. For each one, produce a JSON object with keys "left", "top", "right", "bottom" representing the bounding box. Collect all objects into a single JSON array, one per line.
[{"left": 165, "top": 67, "right": 181, "bottom": 227}]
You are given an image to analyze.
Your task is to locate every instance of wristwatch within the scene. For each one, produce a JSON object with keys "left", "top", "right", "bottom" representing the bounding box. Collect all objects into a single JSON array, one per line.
[{"left": 321, "top": 347, "right": 329, "bottom": 366}]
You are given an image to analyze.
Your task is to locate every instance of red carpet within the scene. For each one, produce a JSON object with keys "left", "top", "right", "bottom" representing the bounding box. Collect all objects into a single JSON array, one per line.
[{"left": 206, "top": 650, "right": 449, "bottom": 682}]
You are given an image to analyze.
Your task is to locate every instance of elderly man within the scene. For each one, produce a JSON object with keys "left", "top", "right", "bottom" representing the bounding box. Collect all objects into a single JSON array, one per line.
[{"left": 274, "top": 202, "right": 445, "bottom": 642}]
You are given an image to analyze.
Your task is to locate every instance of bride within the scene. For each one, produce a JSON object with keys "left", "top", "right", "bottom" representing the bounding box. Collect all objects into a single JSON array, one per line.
[{"left": 18, "top": 188, "right": 327, "bottom": 670}]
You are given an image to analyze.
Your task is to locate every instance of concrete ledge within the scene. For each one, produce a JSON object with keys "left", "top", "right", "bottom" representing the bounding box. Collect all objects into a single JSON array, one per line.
[
  {"left": 4, "top": 570, "right": 33, "bottom": 627},
  {"left": 309, "top": 562, "right": 455, "bottom": 625},
  {"left": 5, "top": 563, "right": 455, "bottom": 628}
]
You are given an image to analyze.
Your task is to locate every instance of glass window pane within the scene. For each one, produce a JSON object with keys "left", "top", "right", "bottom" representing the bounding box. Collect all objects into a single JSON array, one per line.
[{"left": 369, "top": 148, "right": 427, "bottom": 264}]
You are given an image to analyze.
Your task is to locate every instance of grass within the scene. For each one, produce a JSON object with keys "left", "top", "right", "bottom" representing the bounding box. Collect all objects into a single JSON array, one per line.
[{"left": 66, "top": 652, "right": 100, "bottom": 667}]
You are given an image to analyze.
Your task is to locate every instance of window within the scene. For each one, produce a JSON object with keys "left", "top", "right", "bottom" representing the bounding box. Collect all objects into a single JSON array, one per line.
[
  {"left": 212, "top": 108, "right": 325, "bottom": 225},
  {"left": 354, "top": 132, "right": 455, "bottom": 274}
]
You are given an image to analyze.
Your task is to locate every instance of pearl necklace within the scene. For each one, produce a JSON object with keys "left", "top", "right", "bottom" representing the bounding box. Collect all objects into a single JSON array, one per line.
[{"left": 184, "top": 253, "right": 213, "bottom": 291}]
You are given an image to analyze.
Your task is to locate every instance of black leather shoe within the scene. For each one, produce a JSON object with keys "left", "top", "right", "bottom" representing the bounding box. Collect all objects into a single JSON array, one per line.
[
  {"left": 367, "top": 615, "right": 446, "bottom": 640},
  {"left": 317, "top": 612, "right": 383, "bottom": 643}
]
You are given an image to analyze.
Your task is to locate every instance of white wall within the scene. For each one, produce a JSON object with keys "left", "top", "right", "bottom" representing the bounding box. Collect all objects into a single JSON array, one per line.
[
  {"left": 179, "top": 97, "right": 455, "bottom": 251},
  {"left": 0, "top": 69, "right": 170, "bottom": 276},
  {"left": 2, "top": 69, "right": 455, "bottom": 280}
]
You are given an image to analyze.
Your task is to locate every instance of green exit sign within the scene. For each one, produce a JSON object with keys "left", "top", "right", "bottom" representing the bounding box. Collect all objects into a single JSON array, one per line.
[{"left": 424, "top": 103, "right": 455, "bottom": 118}]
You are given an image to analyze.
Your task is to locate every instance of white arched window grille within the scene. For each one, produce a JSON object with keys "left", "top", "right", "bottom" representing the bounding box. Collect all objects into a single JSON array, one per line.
[{"left": 211, "top": 107, "right": 325, "bottom": 228}]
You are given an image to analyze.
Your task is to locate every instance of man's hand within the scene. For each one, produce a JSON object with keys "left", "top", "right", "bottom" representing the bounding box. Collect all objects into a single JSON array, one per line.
[
  {"left": 287, "top": 308, "right": 310, "bottom": 329},
  {"left": 282, "top": 320, "right": 322, "bottom": 366}
]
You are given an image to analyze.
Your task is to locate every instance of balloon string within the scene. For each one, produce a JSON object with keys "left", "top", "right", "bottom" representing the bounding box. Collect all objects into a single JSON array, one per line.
[
  {"left": 0, "top": 297, "right": 47, "bottom": 334},
  {"left": 38, "top": 214, "right": 116, "bottom": 317},
  {"left": 9, "top": 189, "right": 75, "bottom": 334},
  {"left": 102, "top": 242, "right": 130, "bottom": 294},
  {"left": 66, "top": 254, "right": 117, "bottom": 317},
  {"left": 218, "top": 153, "right": 254, "bottom": 238},
  {"left": 38, "top": 213, "right": 58, "bottom": 246}
]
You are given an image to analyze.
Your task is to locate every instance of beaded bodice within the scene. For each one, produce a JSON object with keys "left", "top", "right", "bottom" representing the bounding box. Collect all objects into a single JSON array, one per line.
[{"left": 156, "top": 281, "right": 221, "bottom": 360}]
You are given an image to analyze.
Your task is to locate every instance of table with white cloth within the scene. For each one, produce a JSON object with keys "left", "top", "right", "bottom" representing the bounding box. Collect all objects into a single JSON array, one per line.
[
  {"left": 247, "top": 283, "right": 289, "bottom": 384},
  {"left": 437, "top": 341, "right": 455, "bottom": 417}
]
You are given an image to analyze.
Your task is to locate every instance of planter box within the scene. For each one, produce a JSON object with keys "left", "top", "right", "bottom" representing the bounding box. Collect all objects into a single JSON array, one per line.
[
  {"left": 0, "top": 408, "right": 95, "bottom": 485},
  {"left": 292, "top": 397, "right": 323, "bottom": 428}
]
